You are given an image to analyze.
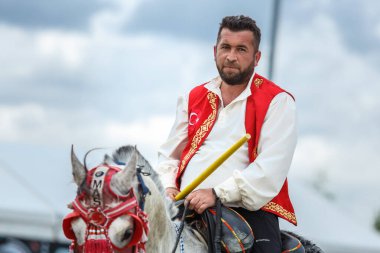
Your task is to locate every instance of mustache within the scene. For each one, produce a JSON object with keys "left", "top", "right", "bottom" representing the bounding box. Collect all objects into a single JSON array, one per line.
[{"left": 223, "top": 63, "right": 239, "bottom": 68}]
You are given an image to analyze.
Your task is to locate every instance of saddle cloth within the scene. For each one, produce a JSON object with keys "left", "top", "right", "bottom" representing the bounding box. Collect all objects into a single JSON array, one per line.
[
  {"left": 175, "top": 200, "right": 304, "bottom": 253},
  {"left": 175, "top": 200, "right": 254, "bottom": 253}
]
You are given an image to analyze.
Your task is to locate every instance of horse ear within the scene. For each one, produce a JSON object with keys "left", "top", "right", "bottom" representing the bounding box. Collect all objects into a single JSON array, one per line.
[
  {"left": 71, "top": 145, "right": 87, "bottom": 186},
  {"left": 111, "top": 149, "right": 138, "bottom": 194}
]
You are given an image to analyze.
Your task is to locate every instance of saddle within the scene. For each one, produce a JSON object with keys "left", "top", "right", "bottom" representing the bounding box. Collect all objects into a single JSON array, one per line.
[{"left": 175, "top": 200, "right": 304, "bottom": 253}]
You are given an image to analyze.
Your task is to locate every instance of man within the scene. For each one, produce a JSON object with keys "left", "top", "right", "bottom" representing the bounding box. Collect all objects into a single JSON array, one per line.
[{"left": 157, "top": 15, "right": 297, "bottom": 253}]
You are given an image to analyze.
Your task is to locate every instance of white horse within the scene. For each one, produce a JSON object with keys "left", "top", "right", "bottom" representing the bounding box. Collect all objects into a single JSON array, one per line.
[
  {"left": 64, "top": 145, "right": 323, "bottom": 253},
  {"left": 65, "top": 145, "right": 207, "bottom": 253}
]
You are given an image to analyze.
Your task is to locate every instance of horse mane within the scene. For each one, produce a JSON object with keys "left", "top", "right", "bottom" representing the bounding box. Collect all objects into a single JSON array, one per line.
[{"left": 111, "top": 145, "right": 179, "bottom": 218}]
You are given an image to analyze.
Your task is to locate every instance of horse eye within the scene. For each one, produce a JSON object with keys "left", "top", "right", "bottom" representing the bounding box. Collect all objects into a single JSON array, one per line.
[{"left": 123, "top": 228, "right": 133, "bottom": 240}]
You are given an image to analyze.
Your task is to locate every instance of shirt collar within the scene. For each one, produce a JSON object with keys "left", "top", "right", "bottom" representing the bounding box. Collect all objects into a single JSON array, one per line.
[{"left": 205, "top": 71, "right": 256, "bottom": 103}]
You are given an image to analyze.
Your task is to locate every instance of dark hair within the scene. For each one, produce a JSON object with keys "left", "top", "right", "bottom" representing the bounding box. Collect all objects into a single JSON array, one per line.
[{"left": 217, "top": 15, "right": 261, "bottom": 50}]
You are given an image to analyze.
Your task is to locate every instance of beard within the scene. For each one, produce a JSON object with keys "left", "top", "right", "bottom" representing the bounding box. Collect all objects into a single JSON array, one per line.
[{"left": 217, "top": 61, "right": 255, "bottom": 86}]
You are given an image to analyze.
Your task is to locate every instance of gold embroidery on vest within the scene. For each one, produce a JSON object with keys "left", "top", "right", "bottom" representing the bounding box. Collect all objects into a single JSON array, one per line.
[
  {"left": 263, "top": 201, "right": 297, "bottom": 224},
  {"left": 252, "top": 146, "right": 258, "bottom": 160},
  {"left": 254, "top": 78, "right": 263, "bottom": 87},
  {"left": 179, "top": 92, "right": 218, "bottom": 174}
]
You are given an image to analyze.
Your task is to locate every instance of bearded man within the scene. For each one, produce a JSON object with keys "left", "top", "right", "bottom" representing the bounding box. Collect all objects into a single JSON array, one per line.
[{"left": 157, "top": 15, "right": 297, "bottom": 253}]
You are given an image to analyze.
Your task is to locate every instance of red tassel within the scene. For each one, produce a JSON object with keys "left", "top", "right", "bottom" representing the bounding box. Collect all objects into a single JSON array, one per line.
[
  {"left": 69, "top": 242, "right": 75, "bottom": 253},
  {"left": 84, "top": 226, "right": 112, "bottom": 253},
  {"left": 85, "top": 239, "right": 112, "bottom": 253}
]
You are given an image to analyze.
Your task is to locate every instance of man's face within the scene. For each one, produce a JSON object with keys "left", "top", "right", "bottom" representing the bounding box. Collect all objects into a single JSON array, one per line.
[{"left": 214, "top": 28, "right": 261, "bottom": 86}]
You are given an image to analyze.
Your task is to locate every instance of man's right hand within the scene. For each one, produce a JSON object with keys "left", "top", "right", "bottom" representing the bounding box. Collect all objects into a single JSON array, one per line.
[{"left": 165, "top": 187, "right": 180, "bottom": 201}]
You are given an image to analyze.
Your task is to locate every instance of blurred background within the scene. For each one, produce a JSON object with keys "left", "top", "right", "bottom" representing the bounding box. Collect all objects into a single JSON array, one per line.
[{"left": 1, "top": 0, "right": 380, "bottom": 252}]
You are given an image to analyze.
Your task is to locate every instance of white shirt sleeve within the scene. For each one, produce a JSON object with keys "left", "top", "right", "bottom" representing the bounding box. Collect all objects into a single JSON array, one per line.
[
  {"left": 156, "top": 94, "right": 189, "bottom": 189},
  {"left": 213, "top": 92, "right": 297, "bottom": 210}
]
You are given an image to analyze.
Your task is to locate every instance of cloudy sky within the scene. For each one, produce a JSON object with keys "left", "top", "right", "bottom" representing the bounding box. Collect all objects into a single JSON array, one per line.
[{"left": 1, "top": 0, "right": 380, "bottom": 233}]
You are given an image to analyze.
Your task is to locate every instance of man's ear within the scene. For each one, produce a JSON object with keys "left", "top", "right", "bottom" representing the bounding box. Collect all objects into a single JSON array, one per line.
[
  {"left": 213, "top": 45, "right": 217, "bottom": 61},
  {"left": 254, "top": 50, "right": 262, "bottom": 67}
]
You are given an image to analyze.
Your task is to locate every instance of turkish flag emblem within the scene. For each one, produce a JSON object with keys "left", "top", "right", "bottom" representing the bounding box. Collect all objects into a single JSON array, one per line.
[{"left": 189, "top": 112, "right": 199, "bottom": 126}]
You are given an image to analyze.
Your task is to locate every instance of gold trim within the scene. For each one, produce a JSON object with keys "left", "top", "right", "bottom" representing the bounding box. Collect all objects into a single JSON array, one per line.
[
  {"left": 254, "top": 78, "right": 263, "bottom": 87},
  {"left": 179, "top": 92, "right": 218, "bottom": 174},
  {"left": 252, "top": 146, "right": 258, "bottom": 160},
  {"left": 263, "top": 201, "right": 297, "bottom": 224}
]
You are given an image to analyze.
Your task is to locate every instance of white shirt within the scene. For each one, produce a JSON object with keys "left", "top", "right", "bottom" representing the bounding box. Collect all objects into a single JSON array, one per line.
[{"left": 157, "top": 73, "right": 297, "bottom": 211}]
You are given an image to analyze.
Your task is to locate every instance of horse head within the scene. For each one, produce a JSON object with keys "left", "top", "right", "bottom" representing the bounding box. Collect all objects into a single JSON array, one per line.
[{"left": 63, "top": 146, "right": 149, "bottom": 253}]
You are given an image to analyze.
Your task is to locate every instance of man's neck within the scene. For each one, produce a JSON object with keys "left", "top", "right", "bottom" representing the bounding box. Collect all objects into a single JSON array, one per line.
[{"left": 220, "top": 81, "right": 248, "bottom": 107}]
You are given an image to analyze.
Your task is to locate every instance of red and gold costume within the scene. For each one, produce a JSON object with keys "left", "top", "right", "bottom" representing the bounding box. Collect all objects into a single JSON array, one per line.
[{"left": 158, "top": 73, "right": 297, "bottom": 225}]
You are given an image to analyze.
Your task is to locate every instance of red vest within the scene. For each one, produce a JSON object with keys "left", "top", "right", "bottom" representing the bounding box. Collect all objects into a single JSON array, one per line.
[{"left": 175, "top": 73, "right": 297, "bottom": 225}]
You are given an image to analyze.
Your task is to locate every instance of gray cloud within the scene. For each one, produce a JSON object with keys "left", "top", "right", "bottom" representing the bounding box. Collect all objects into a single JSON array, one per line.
[
  {"left": 283, "top": 1, "right": 380, "bottom": 64},
  {"left": 0, "top": 0, "right": 110, "bottom": 30},
  {"left": 124, "top": 0, "right": 273, "bottom": 44},
  {"left": 0, "top": 62, "right": 89, "bottom": 109},
  {"left": 274, "top": 0, "right": 380, "bottom": 139},
  {"left": 0, "top": 23, "right": 216, "bottom": 121},
  {"left": 329, "top": 0, "right": 380, "bottom": 55}
]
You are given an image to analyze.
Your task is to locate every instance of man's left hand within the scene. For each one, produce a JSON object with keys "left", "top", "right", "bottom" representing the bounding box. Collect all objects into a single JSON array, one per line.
[{"left": 185, "top": 188, "right": 216, "bottom": 214}]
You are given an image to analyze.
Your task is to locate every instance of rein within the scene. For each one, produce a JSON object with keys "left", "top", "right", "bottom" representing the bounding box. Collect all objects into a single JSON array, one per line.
[
  {"left": 171, "top": 203, "right": 189, "bottom": 253},
  {"left": 136, "top": 165, "right": 151, "bottom": 210},
  {"left": 171, "top": 198, "right": 224, "bottom": 253},
  {"left": 114, "top": 160, "right": 152, "bottom": 211}
]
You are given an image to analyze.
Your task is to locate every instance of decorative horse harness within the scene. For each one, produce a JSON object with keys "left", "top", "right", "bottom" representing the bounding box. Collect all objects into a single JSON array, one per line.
[
  {"left": 63, "top": 164, "right": 304, "bottom": 253},
  {"left": 63, "top": 165, "right": 150, "bottom": 253}
]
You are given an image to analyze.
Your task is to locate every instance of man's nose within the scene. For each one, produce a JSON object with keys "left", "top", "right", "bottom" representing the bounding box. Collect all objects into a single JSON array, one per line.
[{"left": 226, "top": 50, "right": 238, "bottom": 62}]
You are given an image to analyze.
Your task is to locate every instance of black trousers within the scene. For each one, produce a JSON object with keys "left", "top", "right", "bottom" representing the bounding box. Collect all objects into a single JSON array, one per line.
[{"left": 232, "top": 208, "right": 281, "bottom": 253}]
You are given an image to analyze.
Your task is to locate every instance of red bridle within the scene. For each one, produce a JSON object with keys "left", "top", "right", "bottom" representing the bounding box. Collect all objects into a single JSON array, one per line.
[{"left": 62, "top": 165, "right": 149, "bottom": 253}]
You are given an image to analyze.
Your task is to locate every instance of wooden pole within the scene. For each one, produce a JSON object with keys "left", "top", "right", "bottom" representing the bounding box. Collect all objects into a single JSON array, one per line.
[{"left": 174, "top": 133, "right": 251, "bottom": 201}]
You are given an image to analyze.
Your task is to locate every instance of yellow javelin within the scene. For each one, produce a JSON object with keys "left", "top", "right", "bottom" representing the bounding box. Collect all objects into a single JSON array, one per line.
[{"left": 175, "top": 133, "right": 251, "bottom": 201}]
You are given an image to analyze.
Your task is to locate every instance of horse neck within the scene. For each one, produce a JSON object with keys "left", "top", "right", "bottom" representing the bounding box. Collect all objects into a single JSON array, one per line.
[
  {"left": 143, "top": 178, "right": 177, "bottom": 252},
  {"left": 143, "top": 177, "right": 207, "bottom": 253}
]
